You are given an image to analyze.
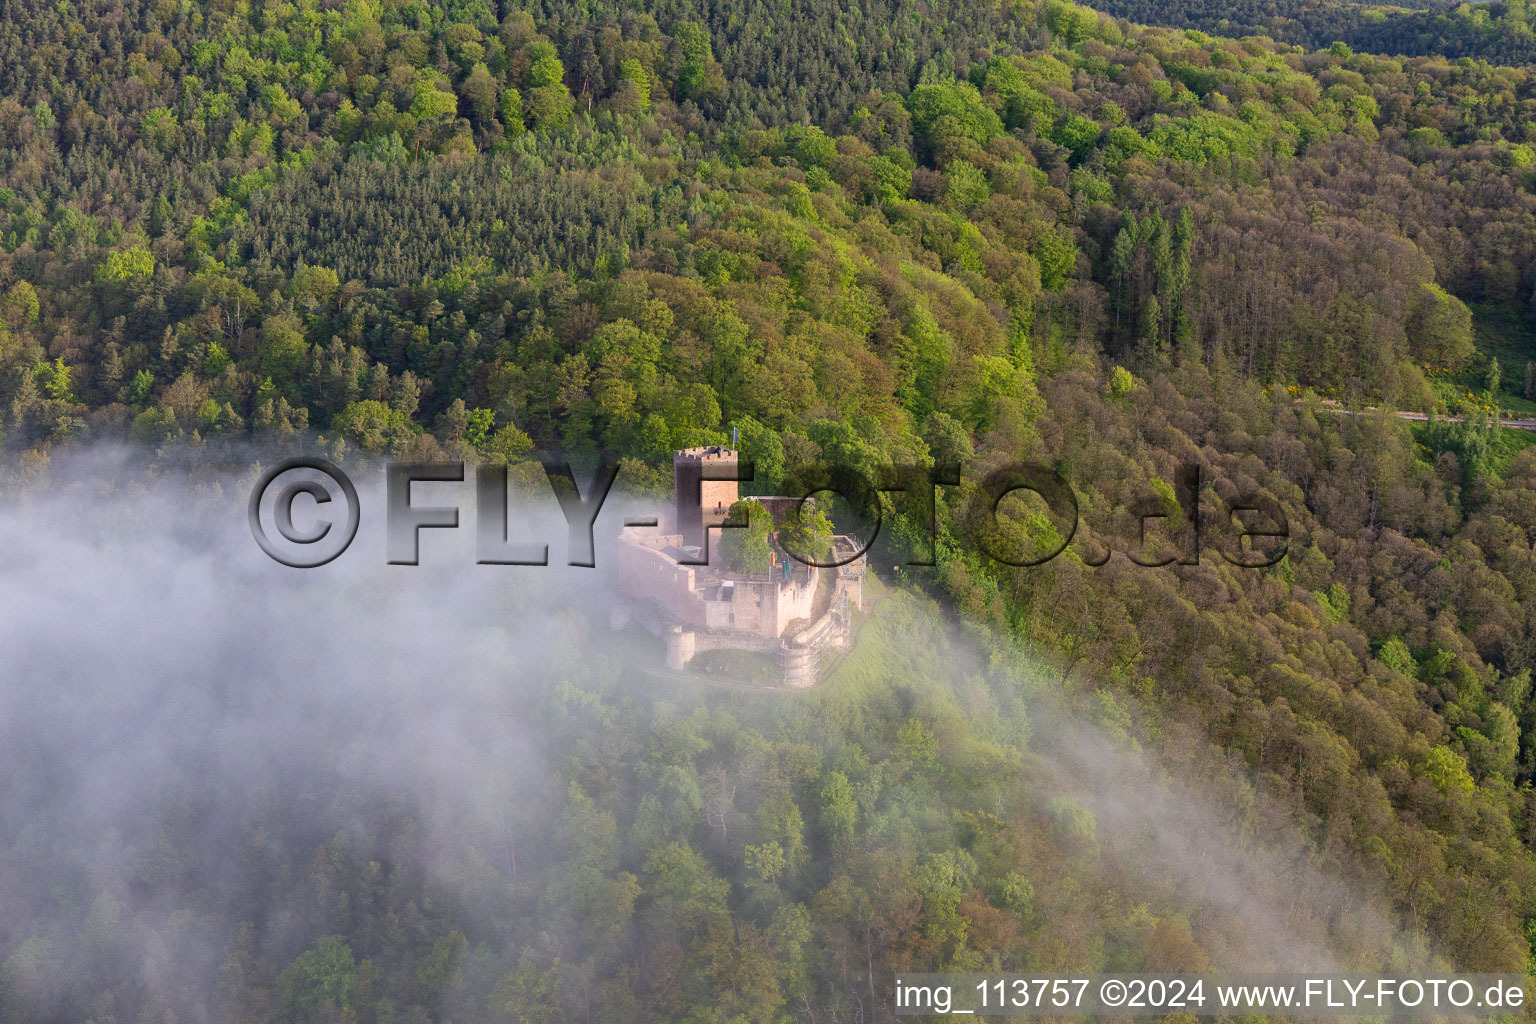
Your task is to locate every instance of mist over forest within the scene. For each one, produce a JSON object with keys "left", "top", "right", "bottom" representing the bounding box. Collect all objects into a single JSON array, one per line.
[{"left": 0, "top": 452, "right": 1448, "bottom": 1021}]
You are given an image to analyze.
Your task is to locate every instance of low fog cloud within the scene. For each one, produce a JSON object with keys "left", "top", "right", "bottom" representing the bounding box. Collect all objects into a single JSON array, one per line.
[
  {"left": 0, "top": 448, "right": 603, "bottom": 1006},
  {"left": 0, "top": 447, "right": 1434, "bottom": 1017}
]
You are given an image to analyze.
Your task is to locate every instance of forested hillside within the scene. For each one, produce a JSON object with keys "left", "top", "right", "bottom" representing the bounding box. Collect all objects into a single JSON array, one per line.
[
  {"left": 1086, "top": 0, "right": 1536, "bottom": 68},
  {"left": 8, "top": 0, "right": 1536, "bottom": 442},
  {"left": 3, "top": 0, "right": 1536, "bottom": 1018}
]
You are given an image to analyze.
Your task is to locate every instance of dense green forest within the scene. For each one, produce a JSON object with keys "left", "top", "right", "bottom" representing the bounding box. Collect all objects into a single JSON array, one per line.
[
  {"left": 1087, "top": 0, "right": 1536, "bottom": 68},
  {"left": 4, "top": 0, "right": 1536, "bottom": 1017}
]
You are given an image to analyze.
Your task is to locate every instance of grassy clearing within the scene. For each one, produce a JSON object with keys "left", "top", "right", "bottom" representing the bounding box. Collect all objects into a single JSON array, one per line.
[
  {"left": 689, "top": 647, "right": 783, "bottom": 686},
  {"left": 1408, "top": 420, "right": 1536, "bottom": 478},
  {"left": 1486, "top": 426, "right": 1536, "bottom": 476},
  {"left": 1447, "top": 302, "right": 1536, "bottom": 416}
]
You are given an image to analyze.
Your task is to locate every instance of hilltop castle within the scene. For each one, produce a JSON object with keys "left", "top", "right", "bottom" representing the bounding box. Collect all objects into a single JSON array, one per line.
[{"left": 612, "top": 446, "right": 865, "bottom": 687}]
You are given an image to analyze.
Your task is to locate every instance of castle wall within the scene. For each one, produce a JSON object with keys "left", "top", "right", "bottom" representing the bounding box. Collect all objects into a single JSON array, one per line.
[
  {"left": 844, "top": 572, "right": 862, "bottom": 610},
  {"left": 768, "top": 566, "right": 818, "bottom": 636},
  {"left": 702, "top": 579, "right": 772, "bottom": 635},
  {"left": 778, "top": 643, "right": 817, "bottom": 688},
  {"left": 665, "top": 627, "right": 697, "bottom": 670},
  {"left": 618, "top": 527, "right": 825, "bottom": 642},
  {"left": 617, "top": 529, "right": 810, "bottom": 638},
  {"left": 616, "top": 530, "right": 707, "bottom": 629}
]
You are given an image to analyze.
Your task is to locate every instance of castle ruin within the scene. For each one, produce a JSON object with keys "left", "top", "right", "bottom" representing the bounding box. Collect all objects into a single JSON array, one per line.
[{"left": 613, "top": 447, "right": 865, "bottom": 687}]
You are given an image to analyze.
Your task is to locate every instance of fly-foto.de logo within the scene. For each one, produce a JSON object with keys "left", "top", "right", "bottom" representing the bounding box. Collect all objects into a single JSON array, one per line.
[{"left": 247, "top": 452, "right": 1288, "bottom": 570}]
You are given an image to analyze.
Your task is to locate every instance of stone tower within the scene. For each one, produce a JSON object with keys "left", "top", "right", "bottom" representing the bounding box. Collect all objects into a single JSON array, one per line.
[{"left": 673, "top": 446, "right": 739, "bottom": 548}]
